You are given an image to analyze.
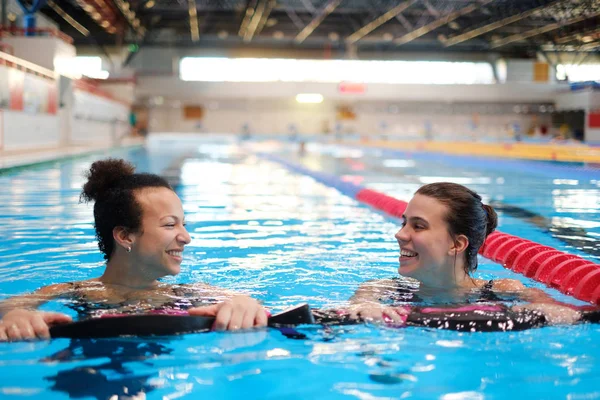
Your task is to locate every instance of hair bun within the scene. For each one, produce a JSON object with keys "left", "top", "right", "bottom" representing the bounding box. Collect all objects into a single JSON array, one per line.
[
  {"left": 482, "top": 204, "right": 498, "bottom": 237},
  {"left": 81, "top": 158, "right": 135, "bottom": 202}
]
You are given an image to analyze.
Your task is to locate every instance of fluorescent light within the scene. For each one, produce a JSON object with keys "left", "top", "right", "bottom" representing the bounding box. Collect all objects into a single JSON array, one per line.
[{"left": 296, "top": 93, "right": 323, "bottom": 103}]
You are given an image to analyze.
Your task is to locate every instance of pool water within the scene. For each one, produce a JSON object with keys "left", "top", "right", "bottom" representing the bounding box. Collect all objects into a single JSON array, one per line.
[{"left": 0, "top": 140, "right": 599, "bottom": 399}]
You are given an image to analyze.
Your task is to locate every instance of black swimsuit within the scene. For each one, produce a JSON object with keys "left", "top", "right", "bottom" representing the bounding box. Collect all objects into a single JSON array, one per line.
[
  {"left": 63, "top": 282, "right": 217, "bottom": 319},
  {"left": 479, "top": 279, "right": 501, "bottom": 302},
  {"left": 385, "top": 278, "right": 517, "bottom": 305}
]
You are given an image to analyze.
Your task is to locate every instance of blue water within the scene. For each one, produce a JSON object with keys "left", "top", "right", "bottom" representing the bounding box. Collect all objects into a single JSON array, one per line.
[{"left": 0, "top": 141, "right": 599, "bottom": 399}]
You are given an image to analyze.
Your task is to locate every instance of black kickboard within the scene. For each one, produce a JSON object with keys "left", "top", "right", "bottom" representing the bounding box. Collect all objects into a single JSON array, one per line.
[{"left": 50, "top": 303, "right": 315, "bottom": 339}]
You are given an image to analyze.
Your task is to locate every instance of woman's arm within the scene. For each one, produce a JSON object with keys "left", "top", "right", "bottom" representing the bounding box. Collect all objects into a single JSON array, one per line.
[
  {"left": 347, "top": 279, "right": 409, "bottom": 324},
  {"left": 0, "top": 283, "right": 74, "bottom": 341},
  {"left": 492, "top": 278, "right": 577, "bottom": 304},
  {"left": 0, "top": 283, "right": 73, "bottom": 316},
  {"left": 492, "top": 279, "right": 584, "bottom": 325},
  {"left": 350, "top": 279, "right": 396, "bottom": 304}
]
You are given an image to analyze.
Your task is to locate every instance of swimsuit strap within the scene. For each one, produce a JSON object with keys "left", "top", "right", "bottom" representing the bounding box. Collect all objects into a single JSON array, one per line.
[
  {"left": 482, "top": 279, "right": 495, "bottom": 291},
  {"left": 64, "top": 281, "right": 131, "bottom": 318},
  {"left": 478, "top": 279, "right": 501, "bottom": 302}
]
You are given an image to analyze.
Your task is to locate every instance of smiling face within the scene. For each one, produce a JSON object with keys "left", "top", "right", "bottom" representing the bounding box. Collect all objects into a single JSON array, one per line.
[
  {"left": 395, "top": 194, "right": 459, "bottom": 284},
  {"left": 130, "top": 187, "right": 191, "bottom": 279}
]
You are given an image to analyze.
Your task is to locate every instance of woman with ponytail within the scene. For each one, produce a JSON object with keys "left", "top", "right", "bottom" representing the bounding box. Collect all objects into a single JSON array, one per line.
[
  {"left": 350, "top": 182, "right": 581, "bottom": 324},
  {"left": 0, "top": 159, "right": 267, "bottom": 341}
]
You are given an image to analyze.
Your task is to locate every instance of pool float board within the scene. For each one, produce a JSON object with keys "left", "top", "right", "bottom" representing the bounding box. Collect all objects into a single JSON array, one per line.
[{"left": 49, "top": 303, "right": 600, "bottom": 339}]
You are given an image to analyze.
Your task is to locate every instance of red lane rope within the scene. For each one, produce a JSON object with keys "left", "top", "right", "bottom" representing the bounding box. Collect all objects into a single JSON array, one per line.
[{"left": 356, "top": 189, "right": 600, "bottom": 305}]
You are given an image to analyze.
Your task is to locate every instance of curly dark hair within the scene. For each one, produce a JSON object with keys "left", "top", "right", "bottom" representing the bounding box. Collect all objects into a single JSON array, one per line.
[
  {"left": 80, "top": 158, "right": 172, "bottom": 260},
  {"left": 415, "top": 182, "right": 498, "bottom": 275}
]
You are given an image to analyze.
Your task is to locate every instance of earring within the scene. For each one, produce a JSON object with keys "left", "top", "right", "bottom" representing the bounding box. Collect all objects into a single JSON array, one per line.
[{"left": 127, "top": 246, "right": 131, "bottom": 253}]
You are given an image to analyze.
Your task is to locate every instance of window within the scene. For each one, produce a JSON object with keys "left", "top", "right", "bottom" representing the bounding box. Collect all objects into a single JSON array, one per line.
[{"left": 179, "top": 57, "right": 495, "bottom": 84}]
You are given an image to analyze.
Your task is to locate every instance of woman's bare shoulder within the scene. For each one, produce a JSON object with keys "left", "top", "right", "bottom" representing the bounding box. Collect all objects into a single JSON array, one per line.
[
  {"left": 360, "top": 279, "right": 397, "bottom": 288},
  {"left": 489, "top": 278, "right": 525, "bottom": 291},
  {"left": 36, "top": 279, "right": 101, "bottom": 296},
  {"left": 35, "top": 282, "right": 75, "bottom": 296},
  {"left": 174, "top": 283, "right": 234, "bottom": 298}
]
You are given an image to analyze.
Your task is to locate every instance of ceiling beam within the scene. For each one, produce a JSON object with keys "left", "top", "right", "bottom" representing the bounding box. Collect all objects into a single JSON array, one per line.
[
  {"left": 395, "top": 12, "right": 413, "bottom": 31},
  {"left": 394, "top": 1, "right": 493, "bottom": 46},
  {"left": 188, "top": 0, "right": 199, "bottom": 42},
  {"left": 443, "top": 0, "right": 565, "bottom": 47},
  {"left": 553, "top": 26, "right": 600, "bottom": 44},
  {"left": 490, "top": 9, "right": 600, "bottom": 48},
  {"left": 421, "top": 0, "right": 440, "bottom": 17},
  {"left": 112, "top": 0, "right": 145, "bottom": 37},
  {"left": 243, "top": 0, "right": 275, "bottom": 42},
  {"left": 238, "top": 0, "right": 257, "bottom": 37},
  {"left": 299, "top": 0, "right": 317, "bottom": 14},
  {"left": 294, "top": 0, "right": 341, "bottom": 44},
  {"left": 541, "top": 40, "right": 600, "bottom": 52},
  {"left": 47, "top": 0, "right": 90, "bottom": 36},
  {"left": 285, "top": 6, "right": 305, "bottom": 30},
  {"left": 345, "top": 0, "right": 417, "bottom": 44},
  {"left": 254, "top": 0, "right": 275, "bottom": 37}
]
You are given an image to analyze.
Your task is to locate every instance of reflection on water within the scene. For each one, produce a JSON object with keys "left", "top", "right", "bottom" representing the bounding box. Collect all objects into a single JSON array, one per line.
[{"left": 43, "top": 339, "right": 172, "bottom": 400}]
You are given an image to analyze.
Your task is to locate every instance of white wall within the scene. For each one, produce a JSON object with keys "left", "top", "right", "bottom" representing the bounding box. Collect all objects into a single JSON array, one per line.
[
  {"left": 0, "top": 67, "right": 130, "bottom": 150},
  {"left": 555, "top": 90, "right": 600, "bottom": 111},
  {"left": 71, "top": 90, "right": 130, "bottom": 145},
  {"left": 587, "top": 128, "right": 600, "bottom": 144},
  {"left": 137, "top": 76, "right": 563, "bottom": 103},
  {"left": 72, "top": 90, "right": 129, "bottom": 122},
  {"left": 1, "top": 37, "right": 75, "bottom": 71},
  {"left": 100, "top": 82, "right": 136, "bottom": 104},
  {"left": 149, "top": 101, "right": 551, "bottom": 140},
  {"left": 2, "top": 110, "right": 59, "bottom": 150}
]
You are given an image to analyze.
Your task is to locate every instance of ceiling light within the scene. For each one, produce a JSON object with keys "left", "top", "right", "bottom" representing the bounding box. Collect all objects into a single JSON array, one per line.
[{"left": 145, "top": 0, "right": 155, "bottom": 8}]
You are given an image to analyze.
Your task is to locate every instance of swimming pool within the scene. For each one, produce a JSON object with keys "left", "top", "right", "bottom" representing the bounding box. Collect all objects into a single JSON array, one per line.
[{"left": 0, "top": 139, "right": 599, "bottom": 399}]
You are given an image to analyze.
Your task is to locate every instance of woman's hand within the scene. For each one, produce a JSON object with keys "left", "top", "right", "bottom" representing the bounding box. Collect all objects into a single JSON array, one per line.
[
  {"left": 347, "top": 302, "right": 409, "bottom": 325},
  {"left": 0, "top": 309, "right": 72, "bottom": 341},
  {"left": 512, "top": 303, "right": 581, "bottom": 325},
  {"left": 188, "top": 296, "right": 268, "bottom": 331}
]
